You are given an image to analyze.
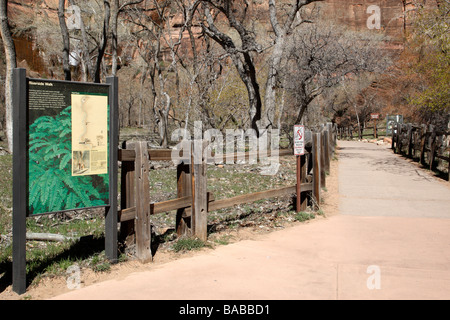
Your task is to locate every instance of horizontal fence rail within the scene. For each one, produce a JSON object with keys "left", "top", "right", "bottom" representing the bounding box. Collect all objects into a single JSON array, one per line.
[{"left": 337, "top": 125, "right": 387, "bottom": 140}]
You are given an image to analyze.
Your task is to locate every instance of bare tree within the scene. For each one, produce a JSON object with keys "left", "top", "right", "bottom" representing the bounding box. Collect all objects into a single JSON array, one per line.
[
  {"left": 58, "top": 0, "right": 71, "bottom": 81},
  {"left": 110, "top": 0, "right": 144, "bottom": 76},
  {"left": 124, "top": 0, "right": 185, "bottom": 146},
  {"left": 94, "top": 0, "right": 111, "bottom": 83},
  {"left": 67, "top": 0, "right": 94, "bottom": 81},
  {"left": 0, "top": 0, "right": 16, "bottom": 152},
  {"left": 280, "top": 22, "right": 391, "bottom": 129},
  {"left": 264, "top": 0, "right": 323, "bottom": 130},
  {"left": 66, "top": 0, "right": 112, "bottom": 82},
  {"left": 200, "top": 0, "right": 263, "bottom": 135}
]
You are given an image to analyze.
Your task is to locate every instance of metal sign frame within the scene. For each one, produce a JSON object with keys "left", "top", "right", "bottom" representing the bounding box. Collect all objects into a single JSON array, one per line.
[{"left": 12, "top": 68, "right": 118, "bottom": 294}]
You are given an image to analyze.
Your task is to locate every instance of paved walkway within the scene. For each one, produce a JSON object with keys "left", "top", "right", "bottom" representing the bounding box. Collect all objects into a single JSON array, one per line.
[{"left": 53, "top": 141, "right": 450, "bottom": 300}]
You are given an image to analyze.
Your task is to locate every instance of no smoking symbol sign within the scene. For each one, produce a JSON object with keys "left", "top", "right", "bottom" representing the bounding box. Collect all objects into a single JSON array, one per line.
[{"left": 294, "top": 125, "right": 305, "bottom": 156}]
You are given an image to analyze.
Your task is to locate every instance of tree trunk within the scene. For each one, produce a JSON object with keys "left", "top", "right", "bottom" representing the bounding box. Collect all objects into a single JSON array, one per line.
[
  {"left": 159, "top": 110, "right": 168, "bottom": 148},
  {"left": 354, "top": 104, "right": 361, "bottom": 139},
  {"left": 223, "top": 47, "right": 262, "bottom": 136},
  {"left": 68, "top": 0, "right": 93, "bottom": 81},
  {"left": 242, "top": 52, "right": 262, "bottom": 136},
  {"left": 94, "top": 0, "right": 111, "bottom": 83},
  {"left": 111, "top": 1, "right": 145, "bottom": 76},
  {"left": 158, "top": 91, "right": 170, "bottom": 148},
  {"left": 264, "top": 36, "right": 285, "bottom": 130},
  {"left": 202, "top": 3, "right": 262, "bottom": 136},
  {"left": 139, "top": 67, "right": 147, "bottom": 127},
  {"left": 264, "top": 0, "right": 314, "bottom": 130},
  {"left": 0, "top": 0, "right": 17, "bottom": 152},
  {"left": 111, "top": 0, "right": 119, "bottom": 76},
  {"left": 58, "top": 0, "right": 71, "bottom": 81},
  {"left": 277, "top": 86, "right": 286, "bottom": 130}
]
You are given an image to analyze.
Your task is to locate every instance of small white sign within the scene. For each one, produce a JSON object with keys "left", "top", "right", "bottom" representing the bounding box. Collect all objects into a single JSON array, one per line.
[{"left": 294, "top": 125, "right": 305, "bottom": 156}]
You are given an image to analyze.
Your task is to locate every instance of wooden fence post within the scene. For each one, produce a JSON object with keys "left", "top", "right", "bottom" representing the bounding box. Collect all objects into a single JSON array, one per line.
[
  {"left": 396, "top": 123, "right": 402, "bottom": 154},
  {"left": 448, "top": 150, "right": 450, "bottom": 182},
  {"left": 312, "top": 133, "right": 321, "bottom": 209},
  {"left": 120, "top": 141, "right": 136, "bottom": 247},
  {"left": 436, "top": 134, "right": 444, "bottom": 171},
  {"left": 407, "top": 124, "right": 413, "bottom": 158},
  {"left": 192, "top": 140, "right": 208, "bottom": 241},
  {"left": 176, "top": 160, "right": 192, "bottom": 237},
  {"left": 321, "top": 130, "right": 327, "bottom": 188},
  {"left": 326, "top": 122, "right": 334, "bottom": 155},
  {"left": 374, "top": 119, "right": 378, "bottom": 139},
  {"left": 429, "top": 125, "right": 437, "bottom": 171},
  {"left": 391, "top": 125, "right": 396, "bottom": 150},
  {"left": 134, "top": 141, "right": 152, "bottom": 263},
  {"left": 324, "top": 128, "right": 331, "bottom": 172},
  {"left": 295, "top": 150, "right": 308, "bottom": 212},
  {"left": 420, "top": 124, "right": 427, "bottom": 166},
  {"left": 300, "top": 154, "right": 307, "bottom": 211},
  {"left": 296, "top": 155, "right": 301, "bottom": 213}
]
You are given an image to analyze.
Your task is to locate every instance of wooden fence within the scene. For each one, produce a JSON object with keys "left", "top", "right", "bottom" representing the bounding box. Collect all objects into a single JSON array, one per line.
[
  {"left": 337, "top": 125, "right": 387, "bottom": 140},
  {"left": 391, "top": 122, "right": 450, "bottom": 181},
  {"left": 116, "top": 123, "right": 337, "bottom": 262}
]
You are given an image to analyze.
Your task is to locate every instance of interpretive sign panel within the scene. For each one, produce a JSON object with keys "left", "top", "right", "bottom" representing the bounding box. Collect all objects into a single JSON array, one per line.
[
  {"left": 13, "top": 68, "right": 119, "bottom": 294},
  {"left": 27, "top": 80, "right": 110, "bottom": 215}
]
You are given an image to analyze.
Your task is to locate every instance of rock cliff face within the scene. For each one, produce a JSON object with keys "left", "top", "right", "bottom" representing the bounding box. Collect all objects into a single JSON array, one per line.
[
  {"left": 7, "top": 0, "right": 439, "bottom": 76},
  {"left": 321, "top": 0, "right": 434, "bottom": 43}
]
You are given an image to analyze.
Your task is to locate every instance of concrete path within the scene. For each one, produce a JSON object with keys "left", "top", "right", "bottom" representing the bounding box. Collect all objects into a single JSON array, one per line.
[
  {"left": 53, "top": 141, "right": 450, "bottom": 300},
  {"left": 339, "top": 140, "right": 450, "bottom": 218}
]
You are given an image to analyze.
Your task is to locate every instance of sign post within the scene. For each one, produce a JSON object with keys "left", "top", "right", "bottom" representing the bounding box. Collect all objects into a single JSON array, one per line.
[
  {"left": 12, "top": 68, "right": 118, "bottom": 294},
  {"left": 386, "top": 115, "right": 403, "bottom": 137},
  {"left": 294, "top": 125, "right": 305, "bottom": 213},
  {"left": 370, "top": 113, "right": 380, "bottom": 139},
  {"left": 12, "top": 68, "right": 27, "bottom": 295}
]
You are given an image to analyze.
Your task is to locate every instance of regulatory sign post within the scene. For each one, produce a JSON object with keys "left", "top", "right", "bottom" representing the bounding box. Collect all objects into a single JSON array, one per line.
[
  {"left": 294, "top": 125, "right": 305, "bottom": 213},
  {"left": 294, "top": 125, "right": 305, "bottom": 157},
  {"left": 12, "top": 68, "right": 118, "bottom": 294}
]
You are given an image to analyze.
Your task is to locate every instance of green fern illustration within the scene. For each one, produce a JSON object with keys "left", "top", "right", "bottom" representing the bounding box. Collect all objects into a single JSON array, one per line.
[{"left": 28, "top": 106, "right": 109, "bottom": 215}]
